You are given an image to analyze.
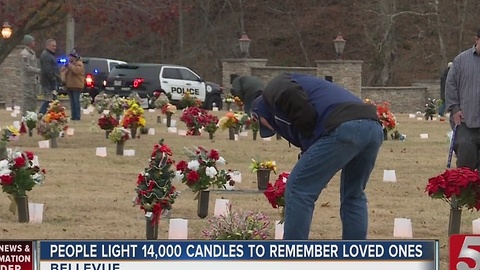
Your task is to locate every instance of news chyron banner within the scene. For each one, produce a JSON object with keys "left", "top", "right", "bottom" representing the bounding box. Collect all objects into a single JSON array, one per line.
[
  {"left": 0, "top": 241, "right": 37, "bottom": 270},
  {"left": 31, "top": 240, "right": 438, "bottom": 270}
]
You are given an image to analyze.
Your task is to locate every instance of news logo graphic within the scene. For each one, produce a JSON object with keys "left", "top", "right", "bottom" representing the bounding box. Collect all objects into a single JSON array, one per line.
[
  {"left": 39, "top": 240, "right": 438, "bottom": 270},
  {"left": 450, "top": 234, "right": 480, "bottom": 270},
  {"left": 0, "top": 241, "right": 35, "bottom": 270}
]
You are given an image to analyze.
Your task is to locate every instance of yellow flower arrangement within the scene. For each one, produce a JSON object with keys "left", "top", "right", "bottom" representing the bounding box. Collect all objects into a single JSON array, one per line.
[
  {"left": 218, "top": 112, "right": 238, "bottom": 130},
  {"left": 122, "top": 102, "right": 146, "bottom": 128},
  {"left": 250, "top": 159, "right": 277, "bottom": 174}
]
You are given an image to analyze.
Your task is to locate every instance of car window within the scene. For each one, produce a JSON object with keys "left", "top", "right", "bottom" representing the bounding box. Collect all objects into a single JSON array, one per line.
[
  {"left": 162, "top": 68, "right": 182, "bottom": 80},
  {"left": 179, "top": 68, "right": 200, "bottom": 81},
  {"left": 109, "top": 62, "right": 122, "bottom": 72},
  {"left": 83, "top": 59, "right": 108, "bottom": 74},
  {"left": 109, "top": 65, "right": 140, "bottom": 77}
]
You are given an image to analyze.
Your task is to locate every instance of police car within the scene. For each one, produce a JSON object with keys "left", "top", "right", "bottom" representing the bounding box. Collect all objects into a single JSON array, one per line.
[
  {"left": 82, "top": 57, "right": 127, "bottom": 99},
  {"left": 103, "top": 63, "right": 223, "bottom": 109}
]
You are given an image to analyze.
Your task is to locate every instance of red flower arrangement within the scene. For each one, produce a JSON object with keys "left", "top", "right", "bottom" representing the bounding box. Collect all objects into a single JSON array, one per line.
[
  {"left": 175, "top": 146, "right": 229, "bottom": 194},
  {"left": 201, "top": 114, "right": 219, "bottom": 135},
  {"left": 179, "top": 107, "right": 208, "bottom": 135},
  {"left": 426, "top": 167, "right": 480, "bottom": 210},
  {"left": 263, "top": 172, "right": 289, "bottom": 223},
  {"left": 365, "top": 99, "right": 396, "bottom": 131},
  {"left": 98, "top": 114, "right": 119, "bottom": 130},
  {"left": 135, "top": 139, "right": 178, "bottom": 226}
]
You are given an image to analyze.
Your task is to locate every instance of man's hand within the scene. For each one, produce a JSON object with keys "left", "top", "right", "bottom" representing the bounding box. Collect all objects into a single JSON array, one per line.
[{"left": 453, "top": 111, "right": 463, "bottom": 125}]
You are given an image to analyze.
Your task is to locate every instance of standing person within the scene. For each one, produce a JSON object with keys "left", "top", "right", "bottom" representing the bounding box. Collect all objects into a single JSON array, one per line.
[
  {"left": 250, "top": 73, "right": 383, "bottom": 240},
  {"left": 39, "top": 38, "right": 61, "bottom": 114},
  {"left": 445, "top": 29, "right": 480, "bottom": 170},
  {"left": 230, "top": 75, "right": 264, "bottom": 115},
  {"left": 20, "top": 35, "right": 41, "bottom": 115},
  {"left": 439, "top": 62, "right": 452, "bottom": 117},
  {"left": 61, "top": 49, "right": 84, "bottom": 120}
]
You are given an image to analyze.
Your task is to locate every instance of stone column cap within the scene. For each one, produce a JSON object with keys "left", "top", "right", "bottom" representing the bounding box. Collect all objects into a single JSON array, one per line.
[{"left": 315, "top": 60, "right": 363, "bottom": 64}]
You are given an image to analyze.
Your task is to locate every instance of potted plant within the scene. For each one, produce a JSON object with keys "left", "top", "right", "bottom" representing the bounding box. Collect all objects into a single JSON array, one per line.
[
  {"left": 154, "top": 93, "right": 170, "bottom": 123},
  {"left": 161, "top": 103, "right": 177, "bottom": 127},
  {"left": 23, "top": 111, "right": 38, "bottom": 137},
  {"left": 80, "top": 93, "right": 93, "bottom": 110},
  {"left": 121, "top": 100, "right": 146, "bottom": 139},
  {"left": 179, "top": 106, "right": 208, "bottom": 136},
  {"left": 0, "top": 149, "right": 46, "bottom": 222},
  {"left": 223, "top": 93, "right": 234, "bottom": 111},
  {"left": 108, "top": 95, "right": 129, "bottom": 120},
  {"left": 424, "top": 98, "right": 437, "bottom": 121},
  {"left": 250, "top": 159, "right": 277, "bottom": 191},
  {"left": 98, "top": 114, "right": 119, "bottom": 138},
  {"left": 426, "top": 167, "right": 480, "bottom": 235},
  {"left": 108, "top": 127, "right": 132, "bottom": 155},
  {"left": 264, "top": 172, "right": 289, "bottom": 224},
  {"left": 134, "top": 139, "right": 179, "bottom": 240},
  {"left": 202, "top": 204, "right": 271, "bottom": 240},
  {"left": 175, "top": 146, "right": 229, "bottom": 218},
  {"left": 218, "top": 112, "right": 238, "bottom": 140},
  {"left": 0, "top": 126, "right": 19, "bottom": 160},
  {"left": 202, "top": 114, "right": 219, "bottom": 140},
  {"left": 36, "top": 100, "right": 69, "bottom": 148}
]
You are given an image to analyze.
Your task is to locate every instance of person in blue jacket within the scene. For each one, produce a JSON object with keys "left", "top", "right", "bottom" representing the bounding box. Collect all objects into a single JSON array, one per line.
[{"left": 250, "top": 73, "right": 384, "bottom": 240}]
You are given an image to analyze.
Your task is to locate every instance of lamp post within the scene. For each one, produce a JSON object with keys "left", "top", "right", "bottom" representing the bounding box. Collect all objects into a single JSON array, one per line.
[
  {"left": 333, "top": 32, "right": 346, "bottom": 60},
  {"left": 238, "top": 32, "right": 251, "bottom": 58},
  {"left": 1, "top": 21, "right": 12, "bottom": 39}
]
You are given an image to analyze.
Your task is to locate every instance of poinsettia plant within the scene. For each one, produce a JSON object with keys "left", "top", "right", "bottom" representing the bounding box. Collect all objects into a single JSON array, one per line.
[
  {"left": 135, "top": 139, "right": 179, "bottom": 225},
  {"left": 426, "top": 167, "right": 480, "bottom": 210},
  {"left": 175, "top": 146, "right": 230, "bottom": 195},
  {"left": 264, "top": 172, "right": 289, "bottom": 224},
  {"left": 0, "top": 149, "right": 46, "bottom": 197}
]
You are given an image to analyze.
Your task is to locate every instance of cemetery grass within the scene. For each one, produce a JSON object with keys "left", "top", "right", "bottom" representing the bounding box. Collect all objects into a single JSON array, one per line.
[{"left": 0, "top": 110, "right": 462, "bottom": 269}]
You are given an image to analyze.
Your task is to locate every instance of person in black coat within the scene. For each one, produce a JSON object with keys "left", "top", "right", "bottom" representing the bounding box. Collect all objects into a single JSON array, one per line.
[{"left": 439, "top": 62, "right": 452, "bottom": 117}]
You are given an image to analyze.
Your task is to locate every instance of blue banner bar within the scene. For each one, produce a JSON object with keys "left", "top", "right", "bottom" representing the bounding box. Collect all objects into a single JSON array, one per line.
[{"left": 39, "top": 240, "right": 436, "bottom": 261}]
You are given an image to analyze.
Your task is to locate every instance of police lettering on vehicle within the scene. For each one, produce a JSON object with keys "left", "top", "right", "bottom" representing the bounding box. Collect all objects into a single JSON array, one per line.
[{"left": 171, "top": 87, "right": 200, "bottom": 95}]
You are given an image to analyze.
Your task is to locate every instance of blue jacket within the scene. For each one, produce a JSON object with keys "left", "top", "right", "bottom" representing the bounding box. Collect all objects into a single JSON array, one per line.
[{"left": 252, "top": 73, "right": 378, "bottom": 152}]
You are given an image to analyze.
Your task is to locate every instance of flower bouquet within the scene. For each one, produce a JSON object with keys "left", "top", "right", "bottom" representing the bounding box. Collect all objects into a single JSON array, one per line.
[
  {"left": 36, "top": 100, "right": 69, "bottom": 148},
  {"left": 108, "top": 95, "right": 129, "bottom": 119},
  {"left": 264, "top": 172, "right": 289, "bottom": 224},
  {"left": 201, "top": 113, "right": 219, "bottom": 140},
  {"left": 122, "top": 101, "right": 146, "bottom": 139},
  {"left": 154, "top": 92, "right": 170, "bottom": 110},
  {"left": 234, "top": 112, "right": 249, "bottom": 133},
  {"left": 234, "top": 96, "right": 244, "bottom": 111},
  {"left": 424, "top": 98, "right": 437, "bottom": 121},
  {"left": 93, "top": 92, "right": 110, "bottom": 114},
  {"left": 426, "top": 167, "right": 480, "bottom": 235},
  {"left": 218, "top": 112, "right": 239, "bottom": 140},
  {"left": 135, "top": 139, "right": 179, "bottom": 239},
  {"left": 108, "top": 127, "right": 132, "bottom": 155},
  {"left": 0, "top": 149, "right": 46, "bottom": 222},
  {"left": 365, "top": 99, "right": 396, "bottom": 140},
  {"left": 180, "top": 92, "right": 202, "bottom": 108},
  {"left": 0, "top": 126, "right": 20, "bottom": 160},
  {"left": 98, "top": 114, "right": 119, "bottom": 139},
  {"left": 179, "top": 106, "right": 208, "bottom": 135},
  {"left": 80, "top": 93, "right": 92, "bottom": 110},
  {"left": 161, "top": 103, "right": 177, "bottom": 127},
  {"left": 223, "top": 93, "right": 234, "bottom": 111},
  {"left": 250, "top": 158, "right": 277, "bottom": 191},
  {"left": 202, "top": 204, "right": 271, "bottom": 240},
  {"left": 23, "top": 111, "right": 38, "bottom": 137},
  {"left": 175, "top": 146, "right": 229, "bottom": 218}
]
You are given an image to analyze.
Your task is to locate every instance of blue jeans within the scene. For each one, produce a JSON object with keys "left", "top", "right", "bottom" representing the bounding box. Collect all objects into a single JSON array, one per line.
[
  {"left": 283, "top": 119, "right": 384, "bottom": 240},
  {"left": 68, "top": 90, "right": 81, "bottom": 120}
]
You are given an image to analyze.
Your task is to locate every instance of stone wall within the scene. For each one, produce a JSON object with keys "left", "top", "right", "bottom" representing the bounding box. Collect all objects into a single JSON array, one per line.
[
  {"left": 362, "top": 87, "right": 427, "bottom": 113},
  {"left": 0, "top": 45, "right": 24, "bottom": 108},
  {"left": 221, "top": 58, "right": 363, "bottom": 97}
]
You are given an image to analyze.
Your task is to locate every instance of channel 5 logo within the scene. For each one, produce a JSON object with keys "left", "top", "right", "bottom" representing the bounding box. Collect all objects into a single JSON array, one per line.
[{"left": 450, "top": 235, "right": 480, "bottom": 270}]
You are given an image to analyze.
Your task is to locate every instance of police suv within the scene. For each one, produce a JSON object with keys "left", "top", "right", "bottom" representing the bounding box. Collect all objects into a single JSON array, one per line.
[{"left": 103, "top": 63, "right": 223, "bottom": 109}]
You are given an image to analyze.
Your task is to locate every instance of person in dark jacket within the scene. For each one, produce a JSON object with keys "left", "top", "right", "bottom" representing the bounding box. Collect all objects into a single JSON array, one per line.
[
  {"left": 38, "top": 38, "right": 61, "bottom": 114},
  {"left": 251, "top": 73, "right": 383, "bottom": 240},
  {"left": 439, "top": 62, "right": 452, "bottom": 117},
  {"left": 230, "top": 75, "right": 264, "bottom": 115}
]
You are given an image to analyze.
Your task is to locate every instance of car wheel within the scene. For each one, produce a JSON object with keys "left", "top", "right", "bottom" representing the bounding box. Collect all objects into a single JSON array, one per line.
[{"left": 205, "top": 94, "right": 223, "bottom": 110}]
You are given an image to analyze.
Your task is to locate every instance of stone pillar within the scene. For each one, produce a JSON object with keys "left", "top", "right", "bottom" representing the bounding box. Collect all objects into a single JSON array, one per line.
[
  {"left": 0, "top": 45, "right": 24, "bottom": 109},
  {"left": 315, "top": 60, "right": 363, "bottom": 97},
  {"left": 221, "top": 58, "right": 268, "bottom": 93}
]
